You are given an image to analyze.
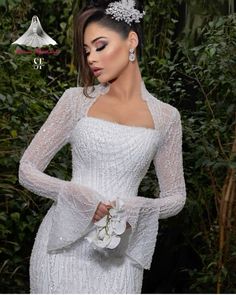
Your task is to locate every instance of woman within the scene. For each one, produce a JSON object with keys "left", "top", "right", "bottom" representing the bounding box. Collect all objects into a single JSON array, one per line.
[{"left": 18, "top": 0, "right": 186, "bottom": 293}]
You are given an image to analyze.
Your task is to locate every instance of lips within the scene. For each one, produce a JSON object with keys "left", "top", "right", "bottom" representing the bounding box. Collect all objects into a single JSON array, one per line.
[{"left": 91, "top": 67, "right": 103, "bottom": 77}]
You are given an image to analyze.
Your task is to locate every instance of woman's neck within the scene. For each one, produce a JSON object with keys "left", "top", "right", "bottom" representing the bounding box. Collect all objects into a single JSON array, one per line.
[{"left": 107, "top": 62, "right": 143, "bottom": 103}]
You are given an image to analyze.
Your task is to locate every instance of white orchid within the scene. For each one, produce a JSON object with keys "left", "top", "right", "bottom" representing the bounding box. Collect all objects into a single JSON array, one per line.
[{"left": 85, "top": 198, "right": 127, "bottom": 250}]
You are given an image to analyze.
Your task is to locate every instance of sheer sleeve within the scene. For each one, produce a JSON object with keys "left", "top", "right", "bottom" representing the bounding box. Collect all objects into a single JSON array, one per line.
[
  {"left": 18, "top": 88, "right": 103, "bottom": 252},
  {"left": 124, "top": 108, "right": 186, "bottom": 270}
]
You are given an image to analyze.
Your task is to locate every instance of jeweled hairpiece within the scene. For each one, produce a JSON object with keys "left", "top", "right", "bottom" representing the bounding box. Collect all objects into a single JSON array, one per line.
[{"left": 105, "top": 0, "right": 145, "bottom": 26}]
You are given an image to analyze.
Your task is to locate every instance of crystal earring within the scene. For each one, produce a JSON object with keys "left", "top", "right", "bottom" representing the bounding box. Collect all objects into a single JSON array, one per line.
[{"left": 129, "top": 48, "right": 136, "bottom": 62}]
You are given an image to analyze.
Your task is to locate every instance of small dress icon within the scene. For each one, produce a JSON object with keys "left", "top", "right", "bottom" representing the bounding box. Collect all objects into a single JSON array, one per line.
[{"left": 12, "top": 15, "right": 57, "bottom": 48}]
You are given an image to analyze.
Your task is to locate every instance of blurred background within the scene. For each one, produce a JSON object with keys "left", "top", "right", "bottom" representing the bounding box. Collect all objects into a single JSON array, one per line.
[{"left": 0, "top": 0, "right": 235, "bottom": 293}]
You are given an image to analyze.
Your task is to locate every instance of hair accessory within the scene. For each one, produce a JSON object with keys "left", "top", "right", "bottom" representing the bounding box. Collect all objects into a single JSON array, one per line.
[
  {"left": 105, "top": 0, "right": 145, "bottom": 26},
  {"left": 129, "top": 48, "right": 136, "bottom": 61}
]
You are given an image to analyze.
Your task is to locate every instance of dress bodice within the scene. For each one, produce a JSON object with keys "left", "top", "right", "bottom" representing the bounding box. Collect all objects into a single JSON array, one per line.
[
  {"left": 70, "top": 115, "right": 159, "bottom": 202},
  {"left": 18, "top": 79, "right": 186, "bottom": 270}
]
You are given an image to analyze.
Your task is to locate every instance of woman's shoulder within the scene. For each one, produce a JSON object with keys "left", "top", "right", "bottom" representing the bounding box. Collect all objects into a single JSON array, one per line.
[
  {"left": 56, "top": 86, "right": 86, "bottom": 109},
  {"left": 147, "top": 90, "right": 181, "bottom": 125},
  {"left": 62, "top": 84, "right": 100, "bottom": 101},
  {"left": 61, "top": 86, "right": 84, "bottom": 98},
  {"left": 56, "top": 85, "right": 99, "bottom": 120},
  {"left": 52, "top": 87, "right": 85, "bottom": 120}
]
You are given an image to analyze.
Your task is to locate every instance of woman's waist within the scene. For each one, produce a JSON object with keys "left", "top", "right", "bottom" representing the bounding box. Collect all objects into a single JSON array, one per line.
[{"left": 70, "top": 178, "right": 138, "bottom": 201}]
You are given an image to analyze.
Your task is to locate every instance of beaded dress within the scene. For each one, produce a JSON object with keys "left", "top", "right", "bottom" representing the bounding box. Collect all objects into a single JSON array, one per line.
[{"left": 18, "top": 79, "right": 186, "bottom": 293}]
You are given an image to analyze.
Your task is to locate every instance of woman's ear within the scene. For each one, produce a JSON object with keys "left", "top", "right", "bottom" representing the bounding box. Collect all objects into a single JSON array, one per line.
[{"left": 128, "top": 30, "right": 139, "bottom": 50}]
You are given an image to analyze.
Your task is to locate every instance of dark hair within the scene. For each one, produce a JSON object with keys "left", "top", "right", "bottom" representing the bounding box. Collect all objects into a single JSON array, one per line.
[{"left": 73, "top": 0, "right": 144, "bottom": 98}]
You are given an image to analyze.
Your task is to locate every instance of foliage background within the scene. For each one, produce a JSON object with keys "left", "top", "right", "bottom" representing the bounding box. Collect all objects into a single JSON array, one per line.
[{"left": 0, "top": 0, "right": 235, "bottom": 293}]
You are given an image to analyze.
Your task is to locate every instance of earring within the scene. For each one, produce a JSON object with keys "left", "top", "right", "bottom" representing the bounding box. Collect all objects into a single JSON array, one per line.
[{"left": 129, "top": 48, "right": 136, "bottom": 62}]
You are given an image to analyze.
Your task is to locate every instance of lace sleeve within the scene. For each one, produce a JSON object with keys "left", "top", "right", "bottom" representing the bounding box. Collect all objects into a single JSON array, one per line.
[
  {"left": 18, "top": 88, "right": 102, "bottom": 252},
  {"left": 124, "top": 108, "right": 186, "bottom": 270},
  {"left": 153, "top": 107, "right": 186, "bottom": 218}
]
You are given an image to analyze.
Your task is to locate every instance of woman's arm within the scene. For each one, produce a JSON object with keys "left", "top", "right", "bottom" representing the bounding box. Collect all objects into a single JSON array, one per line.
[
  {"left": 19, "top": 88, "right": 74, "bottom": 200},
  {"left": 18, "top": 88, "right": 102, "bottom": 252},
  {"left": 124, "top": 108, "right": 186, "bottom": 270},
  {"left": 153, "top": 107, "right": 186, "bottom": 217}
]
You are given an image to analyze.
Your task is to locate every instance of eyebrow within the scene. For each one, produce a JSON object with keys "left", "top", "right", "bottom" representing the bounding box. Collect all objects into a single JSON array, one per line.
[{"left": 83, "top": 36, "right": 107, "bottom": 47}]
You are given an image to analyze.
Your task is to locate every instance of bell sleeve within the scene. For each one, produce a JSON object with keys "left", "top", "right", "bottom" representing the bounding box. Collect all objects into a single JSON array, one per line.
[
  {"left": 18, "top": 88, "right": 103, "bottom": 252},
  {"left": 124, "top": 108, "right": 186, "bottom": 270}
]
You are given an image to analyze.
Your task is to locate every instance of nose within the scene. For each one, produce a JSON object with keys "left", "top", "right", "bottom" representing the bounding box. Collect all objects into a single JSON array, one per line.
[{"left": 87, "top": 49, "right": 97, "bottom": 65}]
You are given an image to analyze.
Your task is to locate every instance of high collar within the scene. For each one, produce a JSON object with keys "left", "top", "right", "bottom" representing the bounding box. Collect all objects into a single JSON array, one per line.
[{"left": 95, "top": 79, "right": 150, "bottom": 102}]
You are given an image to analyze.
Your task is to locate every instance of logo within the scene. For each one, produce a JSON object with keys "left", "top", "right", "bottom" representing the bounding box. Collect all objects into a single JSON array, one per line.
[
  {"left": 33, "top": 58, "right": 45, "bottom": 70},
  {"left": 11, "top": 15, "right": 59, "bottom": 69},
  {"left": 12, "top": 15, "right": 57, "bottom": 48}
]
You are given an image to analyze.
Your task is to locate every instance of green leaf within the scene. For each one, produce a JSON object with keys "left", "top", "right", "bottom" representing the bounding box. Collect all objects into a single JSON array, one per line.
[
  {"left": 209, "top": 47, "right": 216, "bottom": 57},
  {"left": 0, "top": 0, "right": 6, "bottom": 6},
  {"left": 10, "top": 212, "right": 20, "bottom": 222},
  {"left": 10, "top": 130, "right": 17, "bottom": 138}
]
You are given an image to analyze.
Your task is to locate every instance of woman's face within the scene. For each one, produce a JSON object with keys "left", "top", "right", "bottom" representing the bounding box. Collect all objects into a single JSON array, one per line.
[{"left": 83, "top": 22, "right": 135, "bottom": 83}]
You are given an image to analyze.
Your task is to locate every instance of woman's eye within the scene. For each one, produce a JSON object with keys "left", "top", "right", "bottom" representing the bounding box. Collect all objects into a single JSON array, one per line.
[
  {"left": 84, "top": 48, "right": 89, "bottom": 56},
  {"left": 84, "top": 44, "right": 107, "bottom": 56},
  {"left": 96, "top": 44, "right": 107, "bottom": 51}
]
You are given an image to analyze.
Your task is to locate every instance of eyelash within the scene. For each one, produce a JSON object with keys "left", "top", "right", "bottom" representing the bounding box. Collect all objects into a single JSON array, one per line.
[
  {"left": 85, "top": 44, "right": 107, "bottom": 56},
  {"left": 97, "top": 44, "right": 107, "bottom": 51}
]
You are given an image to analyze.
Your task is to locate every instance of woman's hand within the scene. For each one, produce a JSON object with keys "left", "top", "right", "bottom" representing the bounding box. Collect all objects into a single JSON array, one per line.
[{"left": 92, "top": 202, "right": 113, "bottom": 223}]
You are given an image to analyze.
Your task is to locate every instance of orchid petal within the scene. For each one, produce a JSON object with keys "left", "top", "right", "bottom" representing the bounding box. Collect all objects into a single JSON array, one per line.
[
  {"left": 109, "top": 208, "right": 117, "bottom": 216},
  {"left": 113, "top": 221, "right": 127, "bottom": 235},
  {"left": 94, "top": 215, "right": 107, "bottom": 227},
  {"left": 107, "top": 236, "right": 121, "bottom": 249},
  {"left": 95, "top": 235, "right": 111, "bottom": 248},
  {"left": 97, "top": 227, "right": 107, "bottom": 239}
]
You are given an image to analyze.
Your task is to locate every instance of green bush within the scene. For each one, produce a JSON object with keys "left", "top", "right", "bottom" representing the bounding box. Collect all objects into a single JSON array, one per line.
[{"left": 144, "top": 13, "right": 236, "bottom": 293}]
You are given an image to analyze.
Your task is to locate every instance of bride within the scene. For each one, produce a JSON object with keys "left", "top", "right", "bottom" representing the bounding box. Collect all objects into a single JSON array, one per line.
[{"left": 18, "top": 0, "right": 186, "bottom": 293}]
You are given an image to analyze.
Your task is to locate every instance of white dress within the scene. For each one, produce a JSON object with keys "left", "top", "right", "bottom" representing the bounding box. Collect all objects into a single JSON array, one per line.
[{"left": 18, "top": 79, "right": 186, "bottom": 293}]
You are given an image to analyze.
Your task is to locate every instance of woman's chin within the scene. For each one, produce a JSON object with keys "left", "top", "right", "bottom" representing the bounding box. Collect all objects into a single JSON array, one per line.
[
  {"left": 96, "top": 76, "right": 105, "bottom": 83},
  {"left": 96, "top": 76, "right": 111, "bottom": 84},
  {"left": 97, "top": 76, "right": 117, "bottom": 84}
]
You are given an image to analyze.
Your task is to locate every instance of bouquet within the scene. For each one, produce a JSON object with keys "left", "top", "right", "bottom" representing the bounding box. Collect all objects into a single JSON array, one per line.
[{"left": 85, "top": 198, "right": 127, "bottom": 250}]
